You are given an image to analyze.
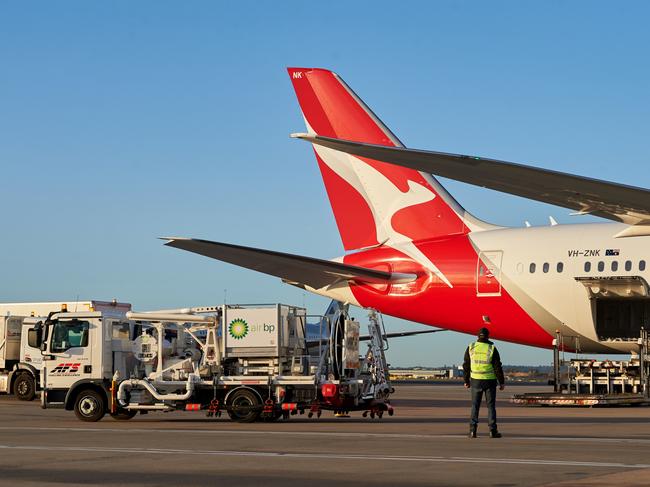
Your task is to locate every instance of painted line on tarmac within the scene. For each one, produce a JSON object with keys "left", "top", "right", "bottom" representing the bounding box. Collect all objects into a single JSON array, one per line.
[
  {"left": 0, "top": 443, "right": 648, "bottom": 469},
  {"left": 1, "top": 426, "right": 650, "bottom": 445}
]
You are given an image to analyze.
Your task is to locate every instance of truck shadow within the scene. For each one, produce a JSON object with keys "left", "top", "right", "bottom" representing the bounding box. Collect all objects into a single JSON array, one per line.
[{"left": 155, "top": 415, "right": 650, "bottom": 425}]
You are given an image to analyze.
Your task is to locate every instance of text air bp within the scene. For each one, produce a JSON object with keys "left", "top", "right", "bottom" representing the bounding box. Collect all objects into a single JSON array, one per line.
[
  {"left": 228, "top": 319, "right": 276, "bottom": 340},
  {"left": 224, "top": 307, "right": 282, "bottom": 348}
]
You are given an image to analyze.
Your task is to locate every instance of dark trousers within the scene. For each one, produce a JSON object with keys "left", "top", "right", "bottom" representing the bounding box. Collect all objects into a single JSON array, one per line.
[{"left": 470, "top": 378, "right": 497, "bottom": 430}]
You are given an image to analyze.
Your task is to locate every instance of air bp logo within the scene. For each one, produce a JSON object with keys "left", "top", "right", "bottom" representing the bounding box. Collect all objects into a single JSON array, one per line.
[{"left": 228, "top": 319, "right": 249, "bottom": 340}]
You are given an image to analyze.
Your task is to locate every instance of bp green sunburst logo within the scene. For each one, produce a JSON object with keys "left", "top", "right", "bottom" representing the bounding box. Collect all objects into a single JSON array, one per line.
[{"left": 228, "top": 318, "right": 249, "bottom": 340}]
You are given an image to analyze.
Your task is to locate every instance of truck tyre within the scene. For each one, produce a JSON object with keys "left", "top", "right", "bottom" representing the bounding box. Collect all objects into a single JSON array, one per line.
[
  {"left": 227, "top": 388, "right": 261, "bottom": 423},
  {"left": 14, "top": 373, "right": 36, "bottom": 401},
  {"left": 110, "top": 410, "right": 137, "bottom": 421},
  {"left": 73, "top": 389, "right": 106, "bottom": 422}
]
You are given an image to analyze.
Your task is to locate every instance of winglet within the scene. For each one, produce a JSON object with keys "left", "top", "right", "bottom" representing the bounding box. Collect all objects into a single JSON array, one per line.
[
  {"left": 159, "top": 236, "right": 192, "bottom": 242},
  {"left": 290, "top": 132, "right": 313, "bottom": 140}
]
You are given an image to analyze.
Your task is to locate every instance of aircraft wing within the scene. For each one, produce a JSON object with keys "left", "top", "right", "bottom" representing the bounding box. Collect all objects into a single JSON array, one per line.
[
  {"left": 162, "top": 237, "right": 416, "bottom": 289},
  {"left": 293, "top": 133, "right": 650, "bottom": 233},
  {"left": 377, "top": 328, "right": 446, "bottom": 339},
  {"left": 305, "top": 328, "right": 445, "bottom": 347}
]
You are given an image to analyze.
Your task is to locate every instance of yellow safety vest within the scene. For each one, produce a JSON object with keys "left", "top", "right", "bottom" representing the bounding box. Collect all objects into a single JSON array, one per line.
[{"left": 469, "top": 341, "right": 497, "bottom": 380}]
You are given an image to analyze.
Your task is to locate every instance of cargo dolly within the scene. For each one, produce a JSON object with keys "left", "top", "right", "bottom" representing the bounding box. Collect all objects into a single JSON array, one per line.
[{"left": 512, "top": 329, "right": 650, "bottom": 407}]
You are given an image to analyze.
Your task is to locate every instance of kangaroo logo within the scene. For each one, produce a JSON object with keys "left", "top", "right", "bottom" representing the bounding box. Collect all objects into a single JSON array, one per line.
[{"left": 313, "top": 144, "right": 453, "bottom": 287}]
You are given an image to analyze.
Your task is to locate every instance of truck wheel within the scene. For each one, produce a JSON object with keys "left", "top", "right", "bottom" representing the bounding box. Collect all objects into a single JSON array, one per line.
[
  {"left": 14, "top": 373, "right": 36, "bottom": 401},
  {"left": 110, "top": 410, "right": 137, "bottom": 421},
  {"left": 227, "top": 389, "right": 261, "bottom": 423},
  {"left": 74, "top": 389, "right": 106, "bottom": 422}
]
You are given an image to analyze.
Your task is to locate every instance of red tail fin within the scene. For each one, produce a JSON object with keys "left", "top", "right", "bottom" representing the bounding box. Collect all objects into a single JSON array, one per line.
[{"left": 288, "top": 68, "right": 478, "bottom": 251}]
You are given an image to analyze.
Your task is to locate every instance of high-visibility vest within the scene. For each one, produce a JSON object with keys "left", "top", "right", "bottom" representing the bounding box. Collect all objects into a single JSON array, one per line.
[{"left": 469, "top": 341, "right": 497, "bottom": 380}]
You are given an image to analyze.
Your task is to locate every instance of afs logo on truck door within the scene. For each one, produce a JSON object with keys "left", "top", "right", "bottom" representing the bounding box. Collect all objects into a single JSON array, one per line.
[{"left": 50, "top": 363, "right": 81, "bottom": 376}]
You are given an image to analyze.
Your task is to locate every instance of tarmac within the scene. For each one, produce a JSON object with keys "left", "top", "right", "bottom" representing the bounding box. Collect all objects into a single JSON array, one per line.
[{"left": 1, "top": 382, "right": 650, "bottom": 487}]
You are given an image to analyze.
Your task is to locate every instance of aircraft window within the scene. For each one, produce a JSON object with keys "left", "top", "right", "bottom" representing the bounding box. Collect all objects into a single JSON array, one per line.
[
  {"left": 529, "top": 263, "right": 536, "bottom": 273},
  {"left": 543, "top": 263, "right": 549, "bottom": 273},
  {"left": 557, "top": 262, "right": 564, "bottom": 273},
  {"left": 641, "top": 260, "right": 647, "bottom": 271},
  {"left": 584, "top": 262, "right": 591, "bottom": 272},
  {"left": 597, "top": 261, "right": 604, "bottom": 272},
  {"left": 625, "top": 260, "right": 632, "bottom": 271},
  {"left": 611, "top": 261, "right": 618, "bottom": 272},
  {"left": 516, "top": 263, "right": 524, "bottom": 274}
]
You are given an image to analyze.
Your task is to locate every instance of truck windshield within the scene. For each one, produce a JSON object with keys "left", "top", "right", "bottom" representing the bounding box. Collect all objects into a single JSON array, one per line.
[{"left": 51, "top": 320, "right": 90, "bottom": 353}]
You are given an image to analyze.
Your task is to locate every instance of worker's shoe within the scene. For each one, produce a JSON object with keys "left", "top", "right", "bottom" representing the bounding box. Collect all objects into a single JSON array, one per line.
[
  {"left": 469, "top": 425, "right": 477, "bottom": 438},
  {"left": 489, "top": 429, "right": 502, "bottom": 438}
]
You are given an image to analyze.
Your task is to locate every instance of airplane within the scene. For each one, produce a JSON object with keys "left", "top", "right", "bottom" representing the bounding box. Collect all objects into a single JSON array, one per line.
[{"left": 164, "top": 67, "right": 650, "bottom": 355}]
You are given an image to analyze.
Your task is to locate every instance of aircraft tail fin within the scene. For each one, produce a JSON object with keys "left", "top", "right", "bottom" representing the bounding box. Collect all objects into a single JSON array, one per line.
[{"left": 287, "top": 67, "right": 489, "bottom": 252}]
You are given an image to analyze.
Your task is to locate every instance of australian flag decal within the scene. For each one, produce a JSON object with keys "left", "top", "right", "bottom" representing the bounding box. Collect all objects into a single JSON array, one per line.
[{"left": 606, "top": 249, "right": 620, "bottom": 256}]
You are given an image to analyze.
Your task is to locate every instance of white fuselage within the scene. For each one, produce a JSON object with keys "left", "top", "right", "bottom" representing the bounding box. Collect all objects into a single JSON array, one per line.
[{"left": 471, "top": 222, "right": 650, "bottom": 353}]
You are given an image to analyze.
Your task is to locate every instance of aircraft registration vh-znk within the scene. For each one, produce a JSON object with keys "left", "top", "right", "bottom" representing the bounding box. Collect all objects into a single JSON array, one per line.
[{"left": 164, "top": 67, "right": 650, "bottom": 354}]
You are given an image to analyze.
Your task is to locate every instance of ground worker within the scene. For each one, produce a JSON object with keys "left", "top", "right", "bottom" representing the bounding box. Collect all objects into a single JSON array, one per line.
[{"left": 463, "top": 327, "right": 504, "bottom": 438}]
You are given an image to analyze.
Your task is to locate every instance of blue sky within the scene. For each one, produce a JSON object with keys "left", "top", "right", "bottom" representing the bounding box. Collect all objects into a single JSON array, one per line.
[{"left": 1, "top": 2, "right": 649, "bottom": 366}]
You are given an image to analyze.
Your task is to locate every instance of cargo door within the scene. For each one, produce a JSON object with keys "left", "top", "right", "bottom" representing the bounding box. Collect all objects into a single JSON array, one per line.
[
  {"left": 476, "top": 251, "right": 503, "bottom": 296},
  {"left": 576, "top": 277, "right": 650, "bottom": 340}
]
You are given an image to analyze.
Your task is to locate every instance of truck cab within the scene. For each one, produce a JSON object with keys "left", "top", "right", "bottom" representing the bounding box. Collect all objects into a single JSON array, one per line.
[
  {"left": 29, "top": 303, "right": 132, "bottom": 420},
  {"left": 1, "top": 301, "right": 129, "bottom": 401}
]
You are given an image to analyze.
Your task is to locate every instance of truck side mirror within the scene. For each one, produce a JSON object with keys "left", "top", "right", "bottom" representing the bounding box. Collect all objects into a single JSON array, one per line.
[{"left": 28, "top": 328, "right": 43, "bottom": 348}]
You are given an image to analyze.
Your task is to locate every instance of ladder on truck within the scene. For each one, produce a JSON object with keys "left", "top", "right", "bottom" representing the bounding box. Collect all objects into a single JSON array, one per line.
[{"left": 362, "top": 309, "right": 391, "bottom": 400}]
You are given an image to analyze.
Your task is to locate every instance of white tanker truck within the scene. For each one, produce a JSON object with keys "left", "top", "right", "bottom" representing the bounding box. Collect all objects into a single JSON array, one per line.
[{"left": 28, "top": 301, "right": 403, "bottom": 422}]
